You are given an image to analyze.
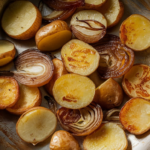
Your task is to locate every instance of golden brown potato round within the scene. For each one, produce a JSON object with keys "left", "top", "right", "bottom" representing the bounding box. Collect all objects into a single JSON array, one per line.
[
  {"left": 61, "top": 39, "right": 100, "bottom": 76},
  {"left": 44, "top": 58, "right": 68, "bottom": 96},
  {"left": 6, "top": 84, "right": 42, "bottom": 115},
  {"left": 0, "top": 76, "right": 19, "bottom": 109},
  {"left": 16, "top": 107, "right": 57, "bottom": 145},
  {"left": 99, "top": 0, "right": 124, "bottom": 28},
  {"left": 83, "top": 123, "right": 128, "bottom": 150},
  {"left": 120, "top": 97, "right": 150, "bottom": 135},
  {"left": 120, "top": 14, "right": 150, "bottom": 51},
  {"left": 35, "top": 20, "right": 72, "bottom": 51},
  {"left": 53, "top": 74, "right": 95, "bottom": 109},
  {"left": 122, "top": 64, "right": 150, "bottom": 99},
  {"left": 0, "top": 40, "right": 16, "bottom": 66},
  {"left": 1, "top": 1, "right": 42, "bottom": 40},
  {"left": 94, "top": 78, "right": 123, "bottom": 109},
  {"left": 50, "top": 130, "right": 80, "bottom": 150}
]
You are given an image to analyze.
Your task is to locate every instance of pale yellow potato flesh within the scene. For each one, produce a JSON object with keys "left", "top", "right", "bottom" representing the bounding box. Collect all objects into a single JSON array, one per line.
[
  {"left": 122, "top": 64, "right": 150, "bottom": 99},
  {"left": 2, "top": 1, "right": 37, "bottom": 36},
  {"left": 120, "top": 98, "right": 150, "bottom": 135},
  {"left": 16, "top": 107, "right": 57, "bottom": 145},
  {"left": 120, "top": 14, "right": 150, "bottom": 51},
  {"left": 53, "top": 74, "right": 95, "bottom": 109},
  {"left": 85, "top": 0, "right": 106, "bottom": 5},
  {"left": 7, "top": 84, "right": 41, "bottom": 115},
  {"left": 83, "top": 123, "right": 128, "bottom": 150},
  {"left": 61, "top": 39, "right": 100, "bottom": 76},
  {"left": 100, "top": 0, "right": 124, "bottom": 28}
]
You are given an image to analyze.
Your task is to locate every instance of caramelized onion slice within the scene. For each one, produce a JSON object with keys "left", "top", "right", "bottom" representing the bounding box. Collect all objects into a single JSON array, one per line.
[
  {"left": 13, "top": 49, "right": 54, "bottom": 87},
  {"left": 93, "top": 34, "right": 134, "bottom": 79},
  {"left": 42, "top": 0, "right": 84, "bottom": 10},
  {"left": 57, "top": 102, "right": 103, "bottom": 136}
]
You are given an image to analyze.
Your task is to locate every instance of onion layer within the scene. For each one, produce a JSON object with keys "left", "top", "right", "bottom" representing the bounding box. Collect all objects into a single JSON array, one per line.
[
  {"left": 42, "top": 0, "right": 84, "bottom": 10},
  {"left": 93, "top": 34, "right": 134, "bottom": 79},
  {"left": 57, "top": 102, "right": 103, "bottom": 136},
  {"left": 13, "top": 49, "right": 54, "bottom": 87}
]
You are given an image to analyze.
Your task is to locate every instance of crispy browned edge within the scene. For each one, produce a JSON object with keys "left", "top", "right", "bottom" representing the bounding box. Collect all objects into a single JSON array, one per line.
[
  {"left": 16, "top": 106, "right": 57, "bottom": 144},
  {"left": 6, "top": 87, "right": 42, "bottom": 115},
  {"left": 35, "top": 20, "right": 71, "bottom": 50},
  {"left": 1, "top": 2, "right": 42, "bottom": 40},
  {"left": 122, "top": 64, "right": 149, "bottom": 98},
  {"left": 0, "top": 76, "right": 19, "bottom": 109},
  {"left": 0, "top": 40, "right": 16, "bottom": 66},
  {"left": 83, "top": 123, "right": 128, "bottom": 150},
  {"left": 119, "top": 97, "right": 150, "bottom": 135},
  {"left": 119, "top": 14, "right": 150, "bottom": 51},
  {"left": 107, "top": 0, "right": 124, "bottom": 28}
]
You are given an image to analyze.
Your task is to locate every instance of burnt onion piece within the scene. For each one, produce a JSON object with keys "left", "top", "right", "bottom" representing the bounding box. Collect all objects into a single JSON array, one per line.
[
  {"left": 57, "top": 102, "right": 103, "bottom": 136},
  {"left": 13, "top": 49, "right": 54, "bottom": 87},
  {"left": 93, "top": 34, "right": 134, "bottom": 79},
  {"left": 42, "top": 0, "right": 84, "bottom": 10}
]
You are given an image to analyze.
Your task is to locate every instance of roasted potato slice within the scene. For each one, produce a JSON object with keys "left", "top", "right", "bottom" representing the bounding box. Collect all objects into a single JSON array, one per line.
[
  {"left": 83, "top": 123, "right": 128, "bottom": 150},
  {"left": 16, "top": 107, "right": 57, "bottom": 145},
  {"left": 61, "top": 39, "right": 100, "bottom": 76},
  {"left": 94, "top": 78, "right": 123, "bottom": 109},
  {"left": 99, "top": 0, "right": 124, "bottom": 28},
  {"left": 120, "top": 14, "right": 150, "bottom": 51},
  {"left": 0, "top": 40, "right": 16, "bottom": 66},
  {"left": 44, "top": 58, "right": 68, "bottom": 96},
  {"left": 53, "top": 74, "right": 95, "bottom": 109},
  {"left": 120, "top": 97, "right": 150, "bottom": 135},
  {"left": 1, "top": 1, "right": 42, "bottom": 40},
  {"left": 50, "top": 130, "right": 80, "bottom": 150},
  {"left": 0, "top": 76, "right": 19, "bottom": 109},
  {"left": 122, "top": 64, "right": 150, "bottom": 99},
  {"left": 70, "top": 10, "right": 107, "bottom": 43},
  {"left": 7, "top": 84, "right": 42, "bottom": 115}
]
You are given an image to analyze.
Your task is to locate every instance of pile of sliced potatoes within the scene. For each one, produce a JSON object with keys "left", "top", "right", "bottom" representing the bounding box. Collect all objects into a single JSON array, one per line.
[{"left": 1, "top": 0, "right": 150, "bottom": 150}]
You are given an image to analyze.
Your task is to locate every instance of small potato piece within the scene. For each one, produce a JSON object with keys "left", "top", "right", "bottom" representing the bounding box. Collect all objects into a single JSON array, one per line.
[
  {"left": 35, "top": 20, "right": 72, "bottom": 51},
  {"left": 16, "top": 107, "right": 57, "bottom": 145},
  {"left": 70, "top": 10, "right": 107, "bottom": 43},
  {"left": 50, "top": 130, "right": 80, "bottom": 150},
  {"left": 7, "top": 84, "right": 42, "bottom": 115},
  {"left": 1, "top": 1, "right": 42, "bottom": 40},
  {"left": 122, "top": 64, "right": 150, "bottom": 99},
  {"left": 120, "top": 14, "right": 150, "bottom": 51},
  {"left": 94, "top": 78, "right": 123, "bottom": 109},
  {"left": 61, "top": 39, "right": 100, "bottom": 76},
  {"left": 0, "top": 40, "right": 16, "bottom": 66},
  {"left": 99, "top": 0, "right": 124, "bottom": 28},
  {"left": 53, "top": 74, "right": 95, "bottom": 109},
  {"left": 44, "top": 58, "right": 67, "bottom": 96},
  {"left": 83, "top": 123, "right": 128, "bottom": 150},
  {"left": 120, "top": 98, "right": 150, "bottom": 135},
  {"left": 0, "top": 77, "right": 19, "bottom": 109}
]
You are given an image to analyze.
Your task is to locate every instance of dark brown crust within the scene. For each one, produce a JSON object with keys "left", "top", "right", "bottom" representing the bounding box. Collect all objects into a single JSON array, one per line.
[{"left": 0, "top": 76, "right": 19, "bottom": 109}]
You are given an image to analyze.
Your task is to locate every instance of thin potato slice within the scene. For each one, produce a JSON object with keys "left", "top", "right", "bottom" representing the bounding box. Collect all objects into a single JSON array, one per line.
[
  {"left": 122, "top": 64, "right": 150, "bottom": 99},
  {"left": 83, "top": 123, "right": 128, "bottom": 150},
  {"left": 53, "top": 74, "right": 95, "bottom": 109},
  {"left": 44, "top": 58, "right": 68, "bottom": 96},
  {"left": 120, "top": 98, "right": 150, "bottom": 135},
  {"left": 99, "top": 0, "right": 124, "bottom": 28},
  {"left": 1, "top": 1, "right": 42, "bottom": 40},
  {"left": 16, "top": 107, "right": 57, "bottom": 145},
  {"left": 7, "top": 84, "right": 42, "bottom": 115},
  {"left": 61, "top": 39, "right": 100, "bottom": 76},
  {"left": 0, "top": 40, "right": 16, "bottom": 66},
  {"left": 120, "top": 14, "right": 150, "bottom": 51},
  {"left": 0, "top": 77, "right": 19, "bottom": 109},
  {"left": 70, "top": 10, "right": 107, "bottom": 43}
]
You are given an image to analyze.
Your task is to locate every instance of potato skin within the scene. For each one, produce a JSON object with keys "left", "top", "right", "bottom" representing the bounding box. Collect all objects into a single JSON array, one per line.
[
  {"left": 50, "top": 130, "right": 80, "bottom": 150},
  {"left": 94, "top": 78, "right": 123, "bottom": 109}
]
